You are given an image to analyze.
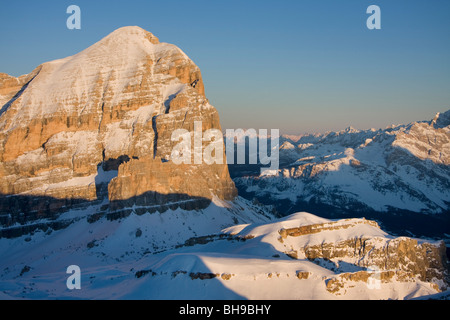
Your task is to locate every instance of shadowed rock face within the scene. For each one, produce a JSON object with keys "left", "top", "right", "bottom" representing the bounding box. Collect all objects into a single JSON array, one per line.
[{"left": 0, "top": 26, "right": 236, "bottom": 223}]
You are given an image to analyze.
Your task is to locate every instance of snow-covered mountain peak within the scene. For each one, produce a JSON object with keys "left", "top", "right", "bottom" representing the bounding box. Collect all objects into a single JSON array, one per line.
[
  {"left": 0, "top": 26, "right": 231, "bottom": 225},
  {"left": 343, "top": 126, "right": 359, "bottom": 134},
  {"left": 0, "top": 26, "right": 196, "bottom": 129},
  {"left": 280, "top": 141, "right": 295, "bottom": 150},
  {"left": 104, "top": 26, "right": 160, "bottom": 44},
  {"left": 70, "top": 25, "right": 164, "bottom": 62}
]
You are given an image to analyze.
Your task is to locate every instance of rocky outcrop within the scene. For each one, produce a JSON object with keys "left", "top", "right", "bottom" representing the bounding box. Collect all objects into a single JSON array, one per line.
[
  {"left": 108, "top": 89, "right": 237, "bottom": 212},
  {"left": 277, "top": 218, "right": 449, "bottom": 291},
  {"left": 0, "top": 26, "right": 236, "bottom": 226},
  {"left": 0, "top": 73, "right": 29, "bottom": 108},
  {"left": 279, "top": 218, "right": 380, "bottom": 238},
  {"left": 324, "top": 270, "right": 433, "bottom": 295},
  {"left": 302, "top": 237, "right": 448, "bottom": 285}
]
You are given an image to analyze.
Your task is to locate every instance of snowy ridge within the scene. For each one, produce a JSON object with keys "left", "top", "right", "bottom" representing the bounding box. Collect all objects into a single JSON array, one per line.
[
  {"left": 0, "top": 207, "right": 446, "bottom": 300},
  {"left": 0, "top": 26, "right": 195, "bottom": 129}
]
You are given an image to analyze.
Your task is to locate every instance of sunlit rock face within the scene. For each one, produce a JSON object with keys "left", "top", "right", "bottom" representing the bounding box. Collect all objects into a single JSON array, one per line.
[{"left": 0, "top": 26, "right": 236, "bottom": 226}]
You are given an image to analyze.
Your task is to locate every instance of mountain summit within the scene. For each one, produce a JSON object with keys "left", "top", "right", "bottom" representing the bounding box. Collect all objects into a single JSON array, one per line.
[{"left": 0, "top": 26, "right": 236, "bottom": 227}]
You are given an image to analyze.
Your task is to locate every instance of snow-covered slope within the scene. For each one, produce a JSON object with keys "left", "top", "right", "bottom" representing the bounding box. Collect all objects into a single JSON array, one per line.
[
  {"left": 0, "top": 206, "right": 447, "bottom": 300},
  {"left": 0, "top": 27, "right": 192, "bottom": 124}
]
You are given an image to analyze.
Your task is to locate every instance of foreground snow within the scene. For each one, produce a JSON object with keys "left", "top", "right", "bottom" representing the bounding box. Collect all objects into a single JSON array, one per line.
[{"left": 0, "top": 199, "right": 446, "bottom": 300}]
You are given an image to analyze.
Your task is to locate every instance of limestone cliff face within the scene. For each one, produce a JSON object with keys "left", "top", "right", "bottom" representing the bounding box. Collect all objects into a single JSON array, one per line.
[
  {"left": 277, "top": 218, "right": 449, "bottom": 292},
  {"left": 0, "top": 26, "right": 236, "bottom": 226}
]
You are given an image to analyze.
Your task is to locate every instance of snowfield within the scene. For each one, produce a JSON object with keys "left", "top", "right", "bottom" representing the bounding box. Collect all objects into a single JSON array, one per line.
[{"left": 0, "top": 198, "right": 445, "bottom": 300}]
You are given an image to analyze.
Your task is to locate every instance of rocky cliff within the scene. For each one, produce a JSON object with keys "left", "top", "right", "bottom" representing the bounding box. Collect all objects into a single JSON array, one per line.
[
  {"left": 0, "top": 73, "right": 29, "bottom": 108},
  {"left": 225, "top": 212, "right": 449, "bottom": 296},
  {"left": 278, "top": 218, "right": 448, "bottom": 292},
  {"left": 0, "top": 26, "right": 236, "bottom": 227}
]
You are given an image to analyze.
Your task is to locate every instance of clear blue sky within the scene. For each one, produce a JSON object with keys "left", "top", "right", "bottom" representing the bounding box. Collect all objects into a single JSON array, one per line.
[{"left": 1, "top": 0, "right": 449, "bottom": 134}]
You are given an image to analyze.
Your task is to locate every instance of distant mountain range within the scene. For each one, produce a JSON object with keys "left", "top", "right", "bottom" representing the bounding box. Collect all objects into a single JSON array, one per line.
[{"left": 230, "top": 110, "right": 450, "bottom": 238}]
